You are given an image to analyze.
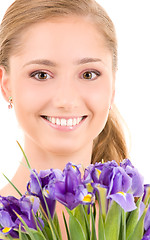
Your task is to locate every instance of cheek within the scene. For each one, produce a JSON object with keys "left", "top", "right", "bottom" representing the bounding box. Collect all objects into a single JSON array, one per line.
[
  {"left": 86, "top": 83, "right": 112, "bottom": 113},
  {"left": 12, "top": 79, "right": 46, "bottom": 114}
]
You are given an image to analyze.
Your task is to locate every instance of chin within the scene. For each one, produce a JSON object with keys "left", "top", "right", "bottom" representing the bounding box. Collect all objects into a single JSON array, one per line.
[{"left": 44, "top": 141, "right": 82, "bottom": 156}]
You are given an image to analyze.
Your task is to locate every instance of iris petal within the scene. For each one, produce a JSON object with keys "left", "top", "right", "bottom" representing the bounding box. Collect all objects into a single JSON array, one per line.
[{"left": 109, "top": 192, "right": 136, "bottom": 212}]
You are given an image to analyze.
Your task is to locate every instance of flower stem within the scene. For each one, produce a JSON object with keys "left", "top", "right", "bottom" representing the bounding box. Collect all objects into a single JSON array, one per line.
[{"left": 122, "top": 209, "right": 126, "bottom": 240}]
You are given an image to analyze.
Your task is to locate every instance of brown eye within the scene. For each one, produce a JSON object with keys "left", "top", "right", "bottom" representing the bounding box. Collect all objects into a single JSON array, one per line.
[
  {"left": 83, "top": 71, "right": 93, "bottom": 79},
  {"left": 82, "top": 70, "right": 101, "bottom": 80},
  {"left": 30, "top": 71, "right": 51, "bottom": 81},
  {"left": 37, "top": 72, "right": 48, "bottom": 79}
]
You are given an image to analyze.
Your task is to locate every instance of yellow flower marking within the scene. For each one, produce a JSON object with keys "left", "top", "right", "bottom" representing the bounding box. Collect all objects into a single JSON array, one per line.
[
  {"left": 2, "top": 227, "right": 11, "bottom": 233},
  {"left": 43, "top": 188, "right": 50, "bottom": 197},
  {"left": 118, "top": 192, "right": 126, "bottom": 197},
  {"left": 72, "top": 165, "right": 76, "bottom": 171},
  {"left": 29, "top": 196, "right": 35, "bottom": 204},
  {"left": 46, "top": 189, "right": 50, "bottom": 195},
  {"left": 96, "top": 168, "right": 101, "bottom": 178},
  {"left": 83, "top": 194, "right": 93, "bottom": 203}
]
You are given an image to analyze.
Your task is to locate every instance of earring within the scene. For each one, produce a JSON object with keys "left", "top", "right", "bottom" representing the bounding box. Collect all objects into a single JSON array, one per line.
[{"left": 8, "top": 96, "right": 13, "bottom": 109}]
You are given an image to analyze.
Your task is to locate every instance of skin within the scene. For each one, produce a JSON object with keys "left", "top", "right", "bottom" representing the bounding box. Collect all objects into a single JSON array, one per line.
[{"left": 0, "top": 16, "right": 115, "bottom": 195}]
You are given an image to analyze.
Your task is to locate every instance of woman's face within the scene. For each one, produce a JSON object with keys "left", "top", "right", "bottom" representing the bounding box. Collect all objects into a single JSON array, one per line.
[{"left": 2, "top": 16, "right": 115, "bottom": 155}]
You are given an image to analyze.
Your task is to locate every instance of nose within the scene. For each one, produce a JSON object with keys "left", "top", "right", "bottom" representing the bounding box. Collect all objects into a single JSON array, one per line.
[{"left": 52, "top": 80, "right": 80, "bottom": 111}]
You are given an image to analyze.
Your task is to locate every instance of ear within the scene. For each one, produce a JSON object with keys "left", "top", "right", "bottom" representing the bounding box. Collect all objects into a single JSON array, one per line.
[
  {"left": 110, "top": 72, "right": 116, "bottom": 106},
  {"left": 111, "top": 89, "right": 115, "bottom": 106},
  {"left": 0, "top": 66, "right": 11, "bottom": 102}
]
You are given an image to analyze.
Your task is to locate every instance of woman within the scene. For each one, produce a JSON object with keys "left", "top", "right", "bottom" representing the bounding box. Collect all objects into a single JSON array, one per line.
[{"left": 0, "top": 0, "right": 128, "bottom": 197}]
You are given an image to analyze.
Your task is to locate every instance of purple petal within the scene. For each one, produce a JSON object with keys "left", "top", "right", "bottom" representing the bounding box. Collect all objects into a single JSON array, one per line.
[
  {"left": 26, "top": 196, "right": 40, "bottom": 214},
  {"left": 109, "top": 192, "right": 136, "bottom": 212},
  {"left": 28, "top": 169, "right": 42, "bottom": 195},
  {"left": 143, "top": 185, "right": 150, "bottom": 205},
  {"left": 126, "top": 166, "right": 144, "bottom": 197},
  {"left": 145, "top": 204, "right": 150, "bottom": 231},
  {"left": 0, "top": 210, "right": 15, "bottom": 228},
  {"left": 139, "top": 201, "right": 146, "bottom": 220},
  {"left": 120, "top": 159, "right": 133, "bottom": 169},
  {"left": 109, "top": 167, "right": 131, "bottom": 195},
  {"left": 141, "top": 227, "right": 150, "bottom": 240},
  {"left": 120, "top": 159, "right": 144, "bottom": 197}
]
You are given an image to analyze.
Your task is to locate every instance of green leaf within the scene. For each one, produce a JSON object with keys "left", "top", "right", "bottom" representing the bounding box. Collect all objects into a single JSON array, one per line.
[
  {"left": 126, "top": 197, "right": 142, "bottom": 239},
  {"left": 127, "top": 208, "right": 147, "bottom": 240},
  {"left": 69, "top": 212, "right": 86, "bottom": 240},
  {"left": 121, "top": 209, "right": 126, "bottom": 240},
  {"left": 96, "top": 187, "right": 107, "bottom": 221},
  {"left": 90, "top": 206, "right": 97, "bottom": 240},
  {"left": 53, "top": 212, "right": 62, "bottom": 240},
  {"left": 19, "top": 224, "right": 30, "bottom": 240},
  {"left": 82, "top": 205, "right": 91, "bottom": 239},
  {"left": 63, "top": 212, "right": 71, "bottom": 240},
  {"left": 16, "top": 141, "right": 31, "bottom": 169},
  {"left": 2, "top": 174, "right": 22, "bottom": 196},
  {"left": 40, "top": 206, "right": 58, "bottom": 240},
  {"left": 98, "top": 204, "right": 106, "bottom": 240},
  {"left": 105, "top": 201, "right": 122, "bottom": 240},
  {"left": 72, "top": 204, "right": 89, "bottom": 239},
  {"left": 43, "top": 226, "right": 54, "bottom": 240},
  {"left": 29, "top": 231, "right": 46, "bottom": 240},
  {"left": 96, "top": 189, "right": 106, "bottom": 240}
]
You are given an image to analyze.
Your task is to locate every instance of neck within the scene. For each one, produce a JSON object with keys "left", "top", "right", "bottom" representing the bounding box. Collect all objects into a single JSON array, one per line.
[{"left": 22, "top": 137, "right": 93, "bottom": 172}]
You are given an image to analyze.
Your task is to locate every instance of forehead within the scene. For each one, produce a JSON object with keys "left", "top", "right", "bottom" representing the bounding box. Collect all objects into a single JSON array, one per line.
[{"left": 10, "top": 16, "right": 112, "bottom": 67}]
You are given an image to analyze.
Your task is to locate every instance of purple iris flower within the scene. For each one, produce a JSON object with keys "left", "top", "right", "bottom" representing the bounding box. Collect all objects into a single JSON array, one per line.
[
  {"left": 27, "top": 169, "right": 56, "bottom": 218},
  {"left": 44, "top": 163, "right": 95, "bottom": 210},
  {"left": 120, "top": 159, "right": 144, "bottom": 197},
  {"left": 83, "top": 160, "right": 131, "bottom": 194},
  {"left": 83, "top": 160, "right": 140, "bottom": 212},
  {"left": 0, "top": 195, "right": 41, "bottom": 238}
]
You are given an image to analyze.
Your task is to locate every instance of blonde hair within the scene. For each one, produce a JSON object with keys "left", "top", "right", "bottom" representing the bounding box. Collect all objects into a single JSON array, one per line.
[{"left": 0, "top": 0, "right": 128, "bottom": 164}]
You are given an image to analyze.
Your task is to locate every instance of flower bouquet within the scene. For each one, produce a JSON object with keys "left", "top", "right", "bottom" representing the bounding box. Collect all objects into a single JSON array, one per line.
[{"left": 0, "top": 144, "right": 150, "bottom": 240}]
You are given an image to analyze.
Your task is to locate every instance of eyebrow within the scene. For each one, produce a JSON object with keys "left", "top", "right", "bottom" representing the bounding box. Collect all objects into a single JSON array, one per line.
[
  {"left": 23, "top": 57, "right": 102, "bottom": 68},
  {"left": 76, "top": 57, "right": 102, "bottom": 65}
]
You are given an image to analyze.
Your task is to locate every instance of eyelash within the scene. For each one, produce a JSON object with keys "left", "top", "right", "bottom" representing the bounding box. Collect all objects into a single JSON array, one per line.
[
  {"left": 30, "top": 69, "right": 101, "bottom": 81},
  {"left": 30, "top": 71, "right": 52, "bottom": 81},
  {"left": 81, "top": 70, "right": 101, "bottom": 80}
]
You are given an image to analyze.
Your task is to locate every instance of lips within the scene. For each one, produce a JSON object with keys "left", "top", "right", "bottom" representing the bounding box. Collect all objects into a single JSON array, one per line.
[{"left": 41, "top": 115, "right": 87, "bottom": 127}]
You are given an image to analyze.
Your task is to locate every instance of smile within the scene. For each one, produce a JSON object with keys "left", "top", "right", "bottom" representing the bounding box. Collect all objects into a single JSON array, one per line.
[{"left": 41, "top": 115, "right": 87, "bottom": 128}]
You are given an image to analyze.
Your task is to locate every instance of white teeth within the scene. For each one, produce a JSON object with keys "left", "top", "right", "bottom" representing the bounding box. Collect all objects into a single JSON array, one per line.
[
  {"left": 51, "top": 117, "right": 56, "bottom": 124},
  {"left": 56, "top": 118, "right": 61, "bottom": 125},
  {"left": 60, "top": 119, "right": 67, "bottom": 126},
  {"left": 72, "top": 118, "right": 77, "bottom": 126},
  {"left": 45, "top": 116, "right": 84, "bottom": 127},
  {"left": 67, "top": 118, "right": 73, "bottom": 127}
]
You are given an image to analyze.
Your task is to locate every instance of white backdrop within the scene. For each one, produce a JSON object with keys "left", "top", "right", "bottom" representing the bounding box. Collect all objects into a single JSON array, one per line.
[{"left": 0, "top": 0, "right": 150, "bottom": 189}]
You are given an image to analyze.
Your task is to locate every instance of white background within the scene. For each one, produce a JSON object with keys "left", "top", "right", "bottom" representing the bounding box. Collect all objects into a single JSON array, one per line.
[{"left": 0, "top": 0, "right": 150, "bottom": 189}]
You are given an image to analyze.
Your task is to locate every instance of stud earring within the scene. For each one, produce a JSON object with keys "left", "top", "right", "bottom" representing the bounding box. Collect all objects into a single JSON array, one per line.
[{"left": 8, "top": 96, "right": 13, "bottom": 109}]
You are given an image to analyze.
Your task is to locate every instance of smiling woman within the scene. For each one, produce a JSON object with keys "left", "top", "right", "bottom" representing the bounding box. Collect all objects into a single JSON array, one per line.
[
  {"left": 1, "top": 0, "right": 149, "bottom": 239},
  {"left": 0, "top": 0, "right": 129, "bottom": 197}
]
